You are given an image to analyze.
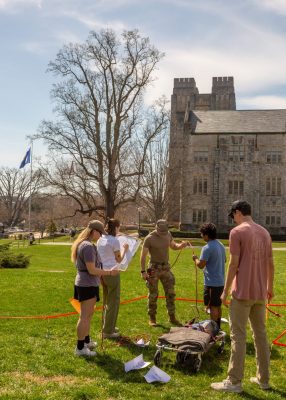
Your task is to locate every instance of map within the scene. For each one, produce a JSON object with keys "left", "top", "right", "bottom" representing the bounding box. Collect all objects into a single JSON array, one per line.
[{"left": 117, "top": 235, "right": 141, "bottom": 271}]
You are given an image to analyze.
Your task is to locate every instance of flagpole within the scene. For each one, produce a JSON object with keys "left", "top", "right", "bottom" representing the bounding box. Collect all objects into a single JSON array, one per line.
[{"left": 28, "top": 141, "right": 33, "bottom": 233}]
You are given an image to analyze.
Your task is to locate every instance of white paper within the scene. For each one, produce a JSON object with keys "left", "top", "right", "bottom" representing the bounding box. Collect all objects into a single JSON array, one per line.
[
  {"left": 144, "top": 366, "right": 171, "bottom": 383},
  {"left": 124, "top": 354, "right": 151, "bottom": 372},
  {"left": 116, "top": 235, "right": 141, "bottom": 271},
  {"left": 136, "top": 338, "right": 150, "bottom": 347},
  {"left": 221, "top": 317, "right": 229, "bottom": 324}
]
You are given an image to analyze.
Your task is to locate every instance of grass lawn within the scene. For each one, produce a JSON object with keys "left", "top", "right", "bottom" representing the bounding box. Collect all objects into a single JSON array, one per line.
[{"left": 0, "top": 243, "right": 285, "bottom": 399}]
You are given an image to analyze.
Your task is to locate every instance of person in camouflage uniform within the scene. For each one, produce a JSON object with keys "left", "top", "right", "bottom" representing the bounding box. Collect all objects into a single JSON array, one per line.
[{"left": 140, "top": 219, "right": 188, "bottom": 326}]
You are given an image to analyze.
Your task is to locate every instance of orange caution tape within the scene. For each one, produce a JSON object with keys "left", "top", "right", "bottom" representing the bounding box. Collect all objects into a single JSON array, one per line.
[{"left": 0, "top": 296, "right": 284, "bottom": 322}]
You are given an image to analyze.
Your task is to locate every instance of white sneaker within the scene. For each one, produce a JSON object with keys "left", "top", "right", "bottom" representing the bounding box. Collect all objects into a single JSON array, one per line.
[
  {"left": 85, "top": 340, "right": 98, "bottom": 350},
  {"left": 211, "top": 379, "right": 242, "bottom": 393},
  {"left": 250, "top": 377, "right": 270, "bottom": 390},
  {"left": 103, "top": 331, "right": 121, "bottom": 339},
  {"left": 75, "top": 346, "right": 96, "bottom": 357}
]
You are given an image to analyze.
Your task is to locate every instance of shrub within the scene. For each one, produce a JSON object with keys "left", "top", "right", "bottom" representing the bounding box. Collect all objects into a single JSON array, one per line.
[{"left": 0, "top": 243, "right": 30, "bottom": 269}]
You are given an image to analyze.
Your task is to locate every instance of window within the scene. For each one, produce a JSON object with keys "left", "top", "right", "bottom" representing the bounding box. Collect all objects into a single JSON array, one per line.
[
  {"left": 193, "top": 177, "right": 208, "bottom": 195},
  {"left": 228, "top": 136, "right": 244, "bottom": 162},
  {"left": 228, "top": 180, "right": 244, "bottom": 196},
  {"left": 229, "top": 148, "right": 244, "bottom": 162},
  {"left": 194, "top": 151, "right": 208, "bottom": 163},
  {"left": 265, "top": 210, "right": 281, "bottom": 226},
  {"left": 266, "top": 177, "right": 282, "bottom": 196},
  {"left": 266, "top": 151, "right": 282, "bottom": 164},
  {"left": 193, "top": 209, "right": 207, "bottom": 224}
]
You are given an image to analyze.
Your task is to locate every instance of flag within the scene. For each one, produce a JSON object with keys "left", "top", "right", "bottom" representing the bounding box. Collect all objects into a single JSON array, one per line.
[{"left": 19, "top": 148, "right": 31, "bottom": 169}]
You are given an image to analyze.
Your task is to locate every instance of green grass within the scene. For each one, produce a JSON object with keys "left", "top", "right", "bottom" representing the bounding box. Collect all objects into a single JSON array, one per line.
[{"left": 0, "top": 243, "right": 285, "bottom": 399}]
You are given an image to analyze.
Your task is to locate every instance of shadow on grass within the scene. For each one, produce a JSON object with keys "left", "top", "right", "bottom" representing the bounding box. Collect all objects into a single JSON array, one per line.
[
  {"left": 246, "top": 341, "right": 281, "bottom": 360},
  {"left": 237, "top": 386, "right": 286, "bottom": 400},
  {"left": 85, "top": 352, "right": 145, "bottom": 383},
  {"left": 150, "top": 343, "right": 229, "bottom": 377}
]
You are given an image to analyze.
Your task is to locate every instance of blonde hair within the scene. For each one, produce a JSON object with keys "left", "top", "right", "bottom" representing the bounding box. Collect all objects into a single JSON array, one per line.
[{"left": 71, "top": 227, "right": 93, "bottom": 263}]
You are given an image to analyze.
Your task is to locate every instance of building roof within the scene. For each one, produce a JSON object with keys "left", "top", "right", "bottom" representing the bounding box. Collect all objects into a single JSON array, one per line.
[{"left": 187, "top": 110, "right": 286, "bottom": 134}]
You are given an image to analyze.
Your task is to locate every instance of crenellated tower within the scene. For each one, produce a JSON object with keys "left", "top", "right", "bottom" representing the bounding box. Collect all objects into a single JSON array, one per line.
[{"left": 167, "top": 76, "right": 236, "bottom": 225}]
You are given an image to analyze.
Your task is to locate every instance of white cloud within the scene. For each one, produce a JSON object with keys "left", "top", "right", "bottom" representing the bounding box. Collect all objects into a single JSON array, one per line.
[
  {"left": 61, "top": 11, "right": 126, "bottom": 32},
  {"left": 239, "top": 95, "right": 286, "bottom": 110},
  {"left": 0, "top": 0, "right": 41, "bottom": 12},
  {"left": 257, "top": 0, "right": 286, "bottom": 15},
  {"left": 144, "top": 43, "right": 286, "bottom": 108}
]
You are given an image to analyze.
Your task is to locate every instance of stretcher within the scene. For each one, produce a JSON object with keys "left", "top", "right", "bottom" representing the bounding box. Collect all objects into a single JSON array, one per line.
[{"left": 153, "top": 320, "right": 226, "bottom": 373}]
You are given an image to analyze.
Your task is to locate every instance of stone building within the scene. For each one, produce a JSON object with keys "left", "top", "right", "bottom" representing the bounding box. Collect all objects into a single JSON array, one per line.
[{"left": 167, "top": 76, "right": 286, "bottom": 234}]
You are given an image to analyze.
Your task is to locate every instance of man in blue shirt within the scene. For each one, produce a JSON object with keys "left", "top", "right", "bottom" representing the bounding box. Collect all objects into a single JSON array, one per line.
[{"left": 192, "top": 223, "right": 226, "bottom": 329}]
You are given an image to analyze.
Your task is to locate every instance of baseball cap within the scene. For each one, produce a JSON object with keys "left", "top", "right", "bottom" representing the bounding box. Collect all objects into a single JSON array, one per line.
[
  {"left": 87, "top": 220, "right": 107, "bottom": 234},
  {"left": 156, "top": 219, "right": 169, "bottom": 234},
  {"left": 228, "top": 200, "right": 251, "bottom": 218}
]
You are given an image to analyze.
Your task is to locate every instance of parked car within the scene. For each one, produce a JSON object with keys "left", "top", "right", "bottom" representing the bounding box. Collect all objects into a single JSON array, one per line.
[{"left": 5, "top": 227, "right": 24, "bottom": 234}]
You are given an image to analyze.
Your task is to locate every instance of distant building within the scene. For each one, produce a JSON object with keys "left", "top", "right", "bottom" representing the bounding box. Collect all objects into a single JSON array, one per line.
[{"left": 167, "top": 76, "right": 286, "bottom": 235}]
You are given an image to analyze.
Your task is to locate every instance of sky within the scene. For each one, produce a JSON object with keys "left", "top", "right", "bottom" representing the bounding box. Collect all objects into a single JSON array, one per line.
[{"left": 1, "top": 0, "right": 286, "bottom": 167}]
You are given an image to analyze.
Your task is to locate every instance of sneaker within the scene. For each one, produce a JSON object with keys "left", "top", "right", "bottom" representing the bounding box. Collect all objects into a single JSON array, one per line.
[
  {"left": 250, "top": 377, "right": 270, "bottom": 390},
  {"left": 85, "top": 340, "right": 98, "bottom": 350},
  {"left": 211, "top": 379, "right": 242, "bottom": 393},
  {"left": 114, "top": 327, "right": 119, "bottom": 333},
  {"left": 102, "top": 331, "right": 121, "bottom": 339},
  {"left": 75, "top": 346, "right": 96, "bottom": 357}
]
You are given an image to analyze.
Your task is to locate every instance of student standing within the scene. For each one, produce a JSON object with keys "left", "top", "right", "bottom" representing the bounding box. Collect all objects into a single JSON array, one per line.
[
  {"left": 97, "top": 219, "right": 129, "bottom": 338},
  {"left": 192, "top": 222, "right": 226, "bottom": 329},
  {"left": 71, "top": 220, "right": 119, "bottom": 356},
  {"left": 211, "top": 200, "right": 274, "bottom": 393},
  {"left": 140, "top": 219, "right": 188, "bottom": 326}
]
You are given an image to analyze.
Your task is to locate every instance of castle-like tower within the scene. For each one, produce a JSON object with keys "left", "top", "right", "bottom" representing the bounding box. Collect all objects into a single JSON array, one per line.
[
  {"left": 168, "top": 76, "right": 236, "bottom": 223},
  {"left": 167, "top": 76, "right": 286, "bottom": 235}
]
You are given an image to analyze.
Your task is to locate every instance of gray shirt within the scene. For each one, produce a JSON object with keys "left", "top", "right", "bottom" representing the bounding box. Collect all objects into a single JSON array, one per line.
[{"left": 75, "top": 240, "right": 101, "bottom": 287}]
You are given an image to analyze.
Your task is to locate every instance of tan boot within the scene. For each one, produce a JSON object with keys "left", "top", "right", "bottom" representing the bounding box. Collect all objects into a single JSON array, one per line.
[
  {"left": 149, "top": 316, "right": 157, "bottom": 327},
  {"left": 169, "top": 315, "right": 182, "bottom": 326}
]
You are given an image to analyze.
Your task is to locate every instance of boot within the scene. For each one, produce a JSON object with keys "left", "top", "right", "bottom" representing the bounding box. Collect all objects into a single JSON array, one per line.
[
  {"left": 149, "top": 316, "right": 157, "bottom": 327},
  {"left": 169, "top": 314, "right": 182, "bottom": 326}
]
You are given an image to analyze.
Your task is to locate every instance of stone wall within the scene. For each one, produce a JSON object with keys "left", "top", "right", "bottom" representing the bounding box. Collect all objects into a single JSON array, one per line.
[{"left": 167, "top": 76, "right": 286, "bottom": 234}]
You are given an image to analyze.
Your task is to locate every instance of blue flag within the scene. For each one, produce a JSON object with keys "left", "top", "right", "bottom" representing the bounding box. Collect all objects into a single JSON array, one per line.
[{"left": 19, "top": 148, "right": 31, "bottom": 169}]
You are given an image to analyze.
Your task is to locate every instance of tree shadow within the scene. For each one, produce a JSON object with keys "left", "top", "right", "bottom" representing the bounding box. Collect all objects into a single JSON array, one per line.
[{"left": 97, "top": 334, "right": 158, "bottom": 358}]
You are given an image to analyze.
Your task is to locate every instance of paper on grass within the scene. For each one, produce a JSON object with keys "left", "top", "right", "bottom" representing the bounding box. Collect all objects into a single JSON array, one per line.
[
  {"left": 136, "top": 338, "right": 150, "bottom": 347},
  {"left": 144, "top": 366, "right": 171, "bottom": 383},
  {"left": 116, "top": 235, "right": 141, "bottom": 271},
  {"left": 124, "top": 354, "right": 151, "bottom": 372},
  {"left": 221, "top": 317, "right": 229, "bottom": 324}
]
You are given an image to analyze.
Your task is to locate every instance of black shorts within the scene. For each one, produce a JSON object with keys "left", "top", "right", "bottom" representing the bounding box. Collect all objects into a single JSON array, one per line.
[
  {"left": 74, "top": 285, "right": 100, "bottom": 302},
  {"left": 204, "top": 286, "right": 224, "bottom": 307}
]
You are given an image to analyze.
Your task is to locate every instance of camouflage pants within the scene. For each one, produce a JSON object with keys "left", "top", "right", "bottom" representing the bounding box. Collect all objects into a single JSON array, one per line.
[{"left": 146, "top": 263, "right": 176, "bottom": 317}]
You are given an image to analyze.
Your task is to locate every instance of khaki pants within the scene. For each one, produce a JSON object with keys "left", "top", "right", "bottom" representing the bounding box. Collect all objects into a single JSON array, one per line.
[
  {"left": 102, "top": 275, "right": 120, "bottom": 334},
  {"left": 227, "top": 297, "right": 270, "bottom": 385}
]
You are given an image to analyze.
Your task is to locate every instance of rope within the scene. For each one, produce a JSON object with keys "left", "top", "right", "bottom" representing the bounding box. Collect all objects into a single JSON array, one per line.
[
  {"left": 170, "top": 248, "right": 183, "bottom": 269},
  {"left": 194, "top": 257, "right": 200, "bottom": 320}
]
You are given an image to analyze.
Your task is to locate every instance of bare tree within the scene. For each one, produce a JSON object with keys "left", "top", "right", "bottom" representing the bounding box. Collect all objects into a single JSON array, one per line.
[
  {"left": 35, "top": 29, "right": 168, "bottom": 219},
  {"left": 0, "top": 167, "right": 42, "bottom": 226},
  {"left": 139, "top": 124, "right": 169, "bottom": 221}
]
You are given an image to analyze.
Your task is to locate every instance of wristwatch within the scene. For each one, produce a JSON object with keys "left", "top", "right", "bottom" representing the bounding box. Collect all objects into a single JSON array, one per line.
[{"left": 141, "top": 270, "right": 146, "bottom": 273}]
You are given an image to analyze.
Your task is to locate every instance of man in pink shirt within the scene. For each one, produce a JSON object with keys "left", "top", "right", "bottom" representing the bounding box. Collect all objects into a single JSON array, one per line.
[{"left": 211, "top": 200, "right": 274, "bottom": 393}]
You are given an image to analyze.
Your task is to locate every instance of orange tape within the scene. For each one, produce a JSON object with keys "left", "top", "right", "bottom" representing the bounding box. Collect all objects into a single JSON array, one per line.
[
  {"left": 272, "top": 329, "right": 286, "bottom": 347},
  {"left": 0, "top": 296, "right": 284, "bottom": 321}
]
